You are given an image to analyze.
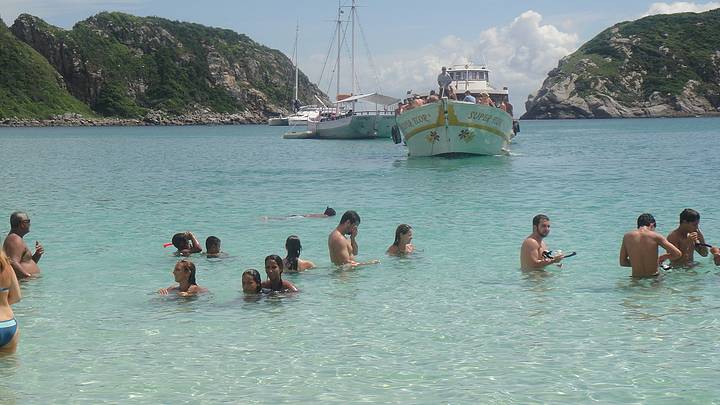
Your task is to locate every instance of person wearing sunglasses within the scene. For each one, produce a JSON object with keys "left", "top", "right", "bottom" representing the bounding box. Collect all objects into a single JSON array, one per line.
[{"left": 3, "top": 212, "right": 43, "bottom": 279}]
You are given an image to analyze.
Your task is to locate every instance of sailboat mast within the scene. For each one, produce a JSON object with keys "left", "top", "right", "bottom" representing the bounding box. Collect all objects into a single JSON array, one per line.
[
  {"left": 351, "top": 0, "right": 355, "bottom": 96},
  {"left": 294, "top": 22, "right": 299, "bottom": 102},
  {"left": 336, "top": 0, "right": 341, "bottom": 110}
]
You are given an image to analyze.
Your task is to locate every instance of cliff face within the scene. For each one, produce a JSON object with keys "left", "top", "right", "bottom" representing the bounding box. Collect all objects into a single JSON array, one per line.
[
  {"left": 6, "top": 12, "right": 327, "bottom": 120},
  {"left": 523, "top": 9, "right": 720, "bottom": 119},
  {"left": 0, "top": 17, "right": 93, "bottom": 119}
]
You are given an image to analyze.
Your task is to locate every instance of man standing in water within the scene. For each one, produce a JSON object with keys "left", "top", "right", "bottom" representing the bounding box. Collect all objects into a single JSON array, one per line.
[
  {"left": 520, "top": 214, "right": 564, "bottom": 269},
  {"left": 4, "top": 211, "right": 43, "bottom": 279},
  {"left": 329, "top": 210, "right": 361, "bottom": 266},
  {"left": 620, "top": 213, "right": 681, "bottom": 278},
  {"left": 666, "top": 209, "right": 708, "bottom": 267}
]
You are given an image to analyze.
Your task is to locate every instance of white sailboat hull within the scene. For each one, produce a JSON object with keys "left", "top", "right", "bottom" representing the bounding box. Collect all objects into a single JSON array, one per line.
[{"left": 308, "top": 113, "right": 395, "bottom": 139}]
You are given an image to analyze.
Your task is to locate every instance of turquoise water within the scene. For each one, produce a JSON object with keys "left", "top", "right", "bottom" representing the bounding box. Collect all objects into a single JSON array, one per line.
[{"left": 0, "top": 119, "right": 719, "bottom": 403}]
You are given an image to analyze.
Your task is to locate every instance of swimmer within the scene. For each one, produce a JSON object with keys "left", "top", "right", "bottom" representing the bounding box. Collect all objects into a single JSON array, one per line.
[
  {"left": 667, "top": 209, "right": 708, "bottom": 267},
  {"left": 520, "top": 214, "right": 564, "bottom": 270},
  {"left": 0, "top": 251, "right": 21, "bottom": 354},
  {"left": 262, "top": 207, "right": 337, "bottom": 221},
  {"left": 241, "top": 269, "right": 262, "bottom": 294},
  {"left": 284, "top": 236, "right": 315, "bottom": 272},
  {"left": 620, "top": 213, "right": 682, "bottom": 278},
  {"left": 387, "top": 224, "right": 414, "bottom": 255},
  {"left": 262, "top": 255, "right": 298, "bottom": 292},
  {"left": 205, "top": 236, "right": 223, "bottom": 258},
  {"left": 158, "top": 260, "right": 207, "bottom": 296},
  {"left": 171, "top": 231, "right": 202, "bottom": 256},
  {"left": 4, "top": 211, "right": 43, "bottom": 279}
]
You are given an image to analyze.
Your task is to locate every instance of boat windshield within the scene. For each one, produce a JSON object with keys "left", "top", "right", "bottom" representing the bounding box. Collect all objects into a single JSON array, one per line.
[{"left": 451, "top": 71, "right": 488, "bottom": 81}]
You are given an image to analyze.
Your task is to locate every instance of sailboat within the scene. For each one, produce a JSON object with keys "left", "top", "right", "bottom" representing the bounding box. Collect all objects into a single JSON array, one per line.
[
  {"left": 268, "top": 23, "right": 300, "bottom": 126},
  {"left": 298, "top": 0, "right": 399, "bottom": 139}
]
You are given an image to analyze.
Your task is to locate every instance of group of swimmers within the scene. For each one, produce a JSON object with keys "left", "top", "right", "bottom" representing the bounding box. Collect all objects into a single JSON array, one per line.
[
  {"left": 1, "top": 207, "right": 718, "bottom": 354},
  {"left": 521, "top": 209, "right": 720, "bottom": 277},
  {"left": 159, "top": 209, "right": 414, "bottom": 298}
]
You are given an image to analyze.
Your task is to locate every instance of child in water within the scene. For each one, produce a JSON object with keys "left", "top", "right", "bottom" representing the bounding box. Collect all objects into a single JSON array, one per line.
[
  {"left": 205, "top": 236, "right": 223, "bottom": 258},
  {"left": 158, "top": 260, "right": 207, "bottom": 297},
  {"left": 242, "top": 269, "right": 262, "bottom": 294}
]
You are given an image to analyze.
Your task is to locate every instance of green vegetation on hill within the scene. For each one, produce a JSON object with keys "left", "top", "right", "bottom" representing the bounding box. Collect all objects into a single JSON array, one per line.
[{"left": 0, "top": 19, "right": 93, "bottom": 119}]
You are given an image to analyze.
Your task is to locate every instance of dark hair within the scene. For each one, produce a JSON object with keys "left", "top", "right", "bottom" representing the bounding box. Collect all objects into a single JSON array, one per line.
[
  {"left": 205, "top": 236, "right": 221, "bottom": 252},
  {"left": 679, "top": 208, "right": 700, "bottom": 223},
  {"left": 177, "top": 260, "right": 197, "bottom": 285},
  {"left": 430, "top": 90, "right": 436, "bottom": 95},
  {"left": 393, "top": 224, "right": 412, "bottom": 247},
  {"left": 172, "top": 233, "right": 188, "bottom": 250},
  {"left": 242, "top": 269, "right": 262, "bottom": 293},
  {"left": 532, "top": 214, "right": 550, "bottom": 227},
  {"left": 340, "top": 210, "right": 361, "bottom": 226},
  {"left": 637, "top": 213, "right": 656, "bottom": 228},
  {"left": 324, "top": 207, "right": 336, "bottom": 216},
  {"left": 9, "top": 211, "right": 26, "bottom": 229},
  {"left": 265, "top": 255, "right": 284, "bottom": 272},
  {"left": 285, "top": 235, "right": 302, "bottom": 271}
]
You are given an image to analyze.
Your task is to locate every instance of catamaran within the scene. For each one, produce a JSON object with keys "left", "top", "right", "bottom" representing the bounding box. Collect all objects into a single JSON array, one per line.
[{"left": 394, "top": 64, "right": 518, "bottom": 156}]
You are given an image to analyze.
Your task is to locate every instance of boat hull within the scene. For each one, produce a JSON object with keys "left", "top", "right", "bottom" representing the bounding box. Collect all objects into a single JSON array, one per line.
[
  {"left": 309, "top": 114, "right": 395, "bottom": 139},
  {"left": 396, "top": 100, "right": 512, "bottom": 156},
  {"left": 268, "top": 117, "right": 289, "bottom": 126}
]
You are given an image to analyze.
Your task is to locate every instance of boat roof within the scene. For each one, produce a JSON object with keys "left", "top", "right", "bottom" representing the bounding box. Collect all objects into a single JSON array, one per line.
[
  {"left": 335, "top": 92, "right": 400, "bottom": 106},
  {"left": 447, "top": 64, "right": 491, "bottom": 72}
]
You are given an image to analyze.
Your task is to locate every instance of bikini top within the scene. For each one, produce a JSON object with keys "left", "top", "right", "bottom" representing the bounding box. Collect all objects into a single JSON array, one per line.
[{"left": 0, "top": 288, "right": 8, "bottom": 292}]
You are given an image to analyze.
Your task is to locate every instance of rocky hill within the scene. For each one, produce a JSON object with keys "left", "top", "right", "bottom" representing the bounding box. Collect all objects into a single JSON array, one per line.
[
  {"left": 523, "top": 9, "right": 720, "bottom": 119},
  {"left": 1, "top": 12, "right": 327, "bottom": 123}
]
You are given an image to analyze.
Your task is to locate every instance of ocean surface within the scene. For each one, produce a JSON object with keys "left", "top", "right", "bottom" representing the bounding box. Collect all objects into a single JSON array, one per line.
[{"left": 0, "top": 118, "right": 719, "bottom": 404}]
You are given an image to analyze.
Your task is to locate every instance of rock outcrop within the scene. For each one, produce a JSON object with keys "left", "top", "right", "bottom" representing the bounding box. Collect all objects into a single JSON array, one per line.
[{"left": 523, "top": 9, "right": 720, "bottom": 119}]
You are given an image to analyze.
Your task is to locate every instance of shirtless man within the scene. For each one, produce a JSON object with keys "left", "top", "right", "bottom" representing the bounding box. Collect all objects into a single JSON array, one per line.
[
  {"left": 620, "top": 213, "right": 681, "bottom": 278},
  {"left": 520, "top": 214, "right": 564, "bottom": 270},
  {"left": 666, "top": 209, "right": 708, "bottom": 267},
  {"left": 3, "top": 212, "right": 44, "bottom": 279},
  {"left": 328, "top": 210, "right": 361, "bottom": 266}
]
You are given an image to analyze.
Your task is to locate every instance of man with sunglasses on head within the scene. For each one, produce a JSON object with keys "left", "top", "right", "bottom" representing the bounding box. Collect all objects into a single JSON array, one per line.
[{"left": 3, "top": 212, "right": 44, "bottom": 279}]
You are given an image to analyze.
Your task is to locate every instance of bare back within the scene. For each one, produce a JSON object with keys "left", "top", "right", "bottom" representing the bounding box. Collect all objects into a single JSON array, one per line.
[
  {"left": 620, "top": 228, "right": 679, "bottom": 278},
  {"left": 328, "top": 229, "right": 353, "bottom": 266}
]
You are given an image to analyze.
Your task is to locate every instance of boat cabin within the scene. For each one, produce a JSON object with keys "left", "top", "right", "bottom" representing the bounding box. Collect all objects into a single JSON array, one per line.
[{"left": 446, "top": 64, "right": 509, "bottom": 105}]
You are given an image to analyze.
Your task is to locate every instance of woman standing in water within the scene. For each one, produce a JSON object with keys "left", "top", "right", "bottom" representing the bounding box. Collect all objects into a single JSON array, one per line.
[
  {"left": 262, "top": 255, "right": 298, "bottom": 292},
  {"left": 0, "top": 251, "right": 21, "bottom": 354},
  {"left": 387, "top": 224, "right": 415, "bottom": 255},
  {"left": 284, "top": 235, "right": 315, "bottom": 272},
  {"left": 158, "top": 260, "right": 207, "bottom": 297}
]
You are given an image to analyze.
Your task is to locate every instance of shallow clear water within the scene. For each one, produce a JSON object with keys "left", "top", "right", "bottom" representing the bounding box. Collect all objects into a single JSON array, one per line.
[{"left": 0, "top": 119, "right": 719, "bottom": 403}]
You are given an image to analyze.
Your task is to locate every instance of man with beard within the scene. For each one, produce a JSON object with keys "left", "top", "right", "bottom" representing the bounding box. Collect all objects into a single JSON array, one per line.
[
  {"left": 667, "top": 208, "right": 708, "bottom": 267},
  {"left": 328, "top": 210, "right": 378, "bottom": 267},
  {"left": 520, "top": 214, "right": 564, "bottom": 270},
  {"left": 4, "top": 211, "right": 44, "bottom": 279}
]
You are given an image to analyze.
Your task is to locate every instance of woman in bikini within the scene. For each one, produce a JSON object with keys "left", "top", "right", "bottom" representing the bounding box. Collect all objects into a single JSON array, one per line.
[
  {"left": 283, "top": 236, "right": 315, "bottom": 272},
  {"left": 262, "top": 255, "right": 298, "bottom": 292},
  {"left": 387, "top": 224, "right": 415, "bottom": 255},
  {"left": 0, "top": 251, "right": 21, "bottom": 354},
  {"left": 158, "top": 260, "right": 207, "bottom": 297}
]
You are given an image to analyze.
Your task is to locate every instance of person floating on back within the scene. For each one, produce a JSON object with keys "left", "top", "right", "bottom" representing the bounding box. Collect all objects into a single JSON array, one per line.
[
  {"left": 158, "top": 260, "right": 207, "bottom": 297},
  {"left": 205, "top": 236, "right": 223, "bottom": 258},
  {"left": 171, "top": 231, "right": 202, "bottom": 256},
  {"left": 620, "top": 213, "right": 681, "bottom": 278},
  {"left": 666, "top": 209, "right": 708, "bottom": 267},
  {"left": 284, "top": 236, "right": 315, "bottom": 272},
  {"left": 262, "top": 206, "right": 336, "bottom": 221},
  {"left": 520, "top": 214, "right": 564, "bottom": 270},
  {"left": 387, "top": 224, "right": 414, "bottom": 255},
  {"left": 3, "top": 211, "right": 43, "bottom": 279}
]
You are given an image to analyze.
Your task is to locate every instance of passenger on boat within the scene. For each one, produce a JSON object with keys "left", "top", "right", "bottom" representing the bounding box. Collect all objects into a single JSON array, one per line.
[
  {"left": 0, "top": 251, "right": 21, "bottom": 354},
  {"left": 447, "top": 86, "right": 457, "bottom": 100},
  {"left": 426, "top": 90, "right": 439, "bottom": 103},
  {"left": 478, "top": 92, "right": 494, "bottom": 106},
  {"left": 437, "top": 66, "right": 452, "bottom": 97},
  {"left": 410, "top": 95, "right": 425, "bottom": 108},
  {"left": 462, "top": 90, "right": 476, "bottom": 103}
]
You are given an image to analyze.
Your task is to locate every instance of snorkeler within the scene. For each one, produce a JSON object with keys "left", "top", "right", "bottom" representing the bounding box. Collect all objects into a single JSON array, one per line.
[
  {"left": 666, "top": 209, "right": 709, "bottom": 267},
  {"left": 205, "top": 236, "right": 223, "bottom": 258},
  {"left": 387, "top": 224, "right": 414, "bottom": 255},
  {"left": 520, "top": 214, "right": 564, "bottom": 270},
  {"left": 158, "top": 260, "right": 207, "bottom": 296},
  {"left": 619, "top": 213, "right": 681, "bottom": 278},
  {"left": 242, "top": 269, "right": 262, "bottom": 294},
  {"left": 0, "top": 251, "right": 21, "bottom": 354},
  {"left": 261, "top": 255, "right": 298, "bottom": 292},
  {"left": 171, "top": 231, "right": 202, "bottom": 256},
  {"left": 284, "top": 236, "right": 315, "bottom": 271}
]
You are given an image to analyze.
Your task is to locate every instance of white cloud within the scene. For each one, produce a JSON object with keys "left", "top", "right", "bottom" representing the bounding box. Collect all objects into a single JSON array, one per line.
[
  {"left": 342, "top": 10, "right": 579, "bottom": 115},
  {"left": 642, "top": 1, "right": 720, "bottom": 16}
]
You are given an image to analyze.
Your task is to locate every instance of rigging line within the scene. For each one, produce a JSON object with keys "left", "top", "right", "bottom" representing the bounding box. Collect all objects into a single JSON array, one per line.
[
  {"left": 317, "top": 23, "right": 339, "bottom": 91},
  {"left": 354, "top": 11, "right": 381, "bottom": 94}
]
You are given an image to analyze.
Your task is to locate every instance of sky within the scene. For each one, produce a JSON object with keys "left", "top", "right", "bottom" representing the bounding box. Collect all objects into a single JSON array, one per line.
[{"left": 2, "top": 1, "right": 719, "bottom": 114}]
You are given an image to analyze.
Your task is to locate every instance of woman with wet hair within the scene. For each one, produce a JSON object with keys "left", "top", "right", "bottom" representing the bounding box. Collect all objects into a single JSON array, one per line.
[
  {"left": 387, "top": 224, "right": 415, "bottom": 255},
  {"left": 261, "top": 255, "right": 298, "bottom": 292},
  {"left": 158, "top": 260, "right": 207, "bottom": 296},
  {"left": 284, "top": 235, "right": 315, "bottom": 272}
]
